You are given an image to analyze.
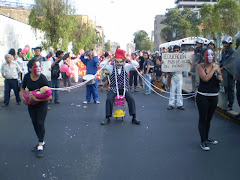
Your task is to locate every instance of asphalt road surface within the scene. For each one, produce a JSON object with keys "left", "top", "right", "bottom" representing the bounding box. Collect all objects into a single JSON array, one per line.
[{"left": 0, "top": 86, "right": 240, "bottom": 180}]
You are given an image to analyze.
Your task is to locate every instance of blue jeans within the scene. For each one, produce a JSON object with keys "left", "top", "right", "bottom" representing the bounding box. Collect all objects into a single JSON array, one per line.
[
  {"left": 86, "top": 79, "right": 99, "bottom": 102},
  {"left": 51, "top": 78, "right": 60, "bottom": 102},
  {"left": 4, "top": 79, "right": 21, "bottom": 105},
  {"left": 144, "top": 74, "right": 151, "bottom": 93}
]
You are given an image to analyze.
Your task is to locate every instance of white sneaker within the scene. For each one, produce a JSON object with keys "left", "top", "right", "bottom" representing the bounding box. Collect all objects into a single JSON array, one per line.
[
  {"left": 200, "top": 142, "right": 210, "bottom": 151},
  {"left": 206, "top": 138, "right": 218, "bottom": 145}
]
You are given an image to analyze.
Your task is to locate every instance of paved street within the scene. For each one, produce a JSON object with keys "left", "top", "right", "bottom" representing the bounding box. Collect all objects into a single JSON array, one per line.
[{"left": 0, "top": 85, "right": 240, "bottom": 180}]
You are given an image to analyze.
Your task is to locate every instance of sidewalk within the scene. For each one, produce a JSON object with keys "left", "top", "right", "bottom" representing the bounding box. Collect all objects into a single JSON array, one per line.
[{"left": 182, "top": 76, "right": 240, "bottom": 125}]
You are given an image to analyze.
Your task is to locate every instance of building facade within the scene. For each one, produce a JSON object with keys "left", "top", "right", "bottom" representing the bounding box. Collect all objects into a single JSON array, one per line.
[
  {"left": 126, "top": 43, "right": 136, "bottom": 55},
  {"left": 110, "top": 42, "right": 120, "bottom": 54},
  {"left": 154, "top": 15, "right": 166, "bottom": 51},
  {"left": 175, "top": 0, "right": 217, "bottom": 11},
  {"left": 95, "top": 26, "right": 104, "bottom": 53}
]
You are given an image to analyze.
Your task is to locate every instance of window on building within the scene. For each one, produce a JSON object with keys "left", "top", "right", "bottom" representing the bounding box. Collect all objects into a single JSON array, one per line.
[
  {"left": 197, "top": 0, "right": 210, "bottom": 2},
  {"left": 184, "top": 5, "right": 196, "bottom": 8}
]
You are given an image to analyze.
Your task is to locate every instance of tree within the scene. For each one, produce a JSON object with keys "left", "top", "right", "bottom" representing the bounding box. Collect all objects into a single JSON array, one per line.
[
  {"left": 200, "top": 3, "right": 220, "bottom": 40},
  {"left": 200, "top": 0, "right": 240, "bottom": 39},
  {"left": 216, "top": 0, "right": 240, "bottom": 37},
  {"left": 71, "top": 19, "right": 97, "bottom": 54},
  {"left": 104, "top": 41, "right": 111, "bottom": 51},
  {"left": 133, "top": 30, "right": 153, "bottom": 51},
  {"left": 161, "top": 8, "right": 200, "bottom": 41},
  {"left": 29, "top": 0, "right": 77, "bottom": 51},
  {"left": 160, "top": 26, "right": 173, "bottom": 42}
]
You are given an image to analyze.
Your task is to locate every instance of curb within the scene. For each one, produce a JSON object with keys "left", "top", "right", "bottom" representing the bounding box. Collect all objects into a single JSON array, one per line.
[{"left": 182, "top": 89, "right": 240, "bottom": 126}]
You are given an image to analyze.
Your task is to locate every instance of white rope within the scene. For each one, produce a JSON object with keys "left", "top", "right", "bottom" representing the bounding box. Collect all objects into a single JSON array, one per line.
[
  {"left": 138, "top": 69, "right": 195, "bottom": 100},
  {"left": 50, "top": 61, "right": 109, "bottom": 91},
  {"left": 114, "top": 63, "right": 126, "bottom": 99},
  {"left": 114, "top": 62, "right": 120, "bottom": 99},
  {"left": 129, "top": 60, "right": 196, "bottom": 96},
  {"left": 129, "top": 60, "right": 195, "bottom": 100},
  {"left": 50, "top": 59, "right": 196, "bottom": 101}
]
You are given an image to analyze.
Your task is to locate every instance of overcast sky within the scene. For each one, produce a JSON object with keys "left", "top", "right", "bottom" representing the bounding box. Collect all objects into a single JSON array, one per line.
[
  {"left": 72, "top": 0, "right": 176, "bottom": 48},
  {"left": 15, "top": 0, "right": 175, "bottom": 48}
]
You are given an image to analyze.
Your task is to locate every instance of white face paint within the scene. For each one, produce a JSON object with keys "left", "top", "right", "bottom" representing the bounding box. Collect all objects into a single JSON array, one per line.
[
  {"left": 205, "top": 49, "right": 215, "bottom": 63},
  {"left": 33, "top": 61, "right": 42, "bottom": 75},
  {"left": 115, "top": 59, "right": 124, "bottom": 66}
]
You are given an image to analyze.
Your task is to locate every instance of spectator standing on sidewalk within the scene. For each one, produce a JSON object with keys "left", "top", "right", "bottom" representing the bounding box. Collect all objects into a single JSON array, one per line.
[
  {"left": 152, "top": 51, "right": 160, "bottom": 66},
  {"left": 129, "top": 53, "right": 138, "bottom": 93},
  {"left": 101, "top": 52, "right": 111, "bottom": 91},
  {"left": 137, "top": 51, "right": 144, "bottom": 88},
  {"left": 1, "top": 54, "right": 22, "bottom": 107},
  {"left": 196, "top": 48, "right": 222, "bottom": 151},
  {"left": 8, "top": 48, "right": 17, "bottom": 61},
  {"left": 219, "top": 36, "right": 235, "bottom": 110},
  {"left": 153, "top": 57, "right": 165, "bottom": 89},
  {"left": 34, "top": 47, "right": 46, "bottom": 61},
  {"left": 143, "top": 52, "right": 152, "bottom": 95},
  {"left": 16, "top": 48, "right": 25, "bottom": 82},
  {"left": 62, "top": 57, "right": 72, "bottom": 87},
  {"left": 25, "top": 45, "right": 34, "bottom": 60},
  {"left": 50, "top": 50, "right": 64, "bottom": 104}
]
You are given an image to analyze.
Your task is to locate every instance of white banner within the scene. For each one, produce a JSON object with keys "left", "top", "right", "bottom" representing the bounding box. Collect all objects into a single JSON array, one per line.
[
  {"left": 22, "top": 61, "right": 28, "bottom": 77},
  {"left": 162, "top": 53, "right": 192, "bottom": 72},
  {"left": 41, "top": 61, "right": 52, "bottom": 81}
]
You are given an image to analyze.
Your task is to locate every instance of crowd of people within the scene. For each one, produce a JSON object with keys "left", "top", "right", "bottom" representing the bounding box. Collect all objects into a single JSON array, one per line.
[{"left": 1, "top": 34, "right": 240, "bottom": 157}]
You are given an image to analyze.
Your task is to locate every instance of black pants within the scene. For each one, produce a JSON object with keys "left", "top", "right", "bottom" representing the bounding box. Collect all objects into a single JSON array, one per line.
[
  {"left": 28, "top": 103, "right": 48, "bottom": 142},
  {"left": 227, "top": 72, "right": 235, "bottom": 106},
  {"left": 62, "top": 72, "right": 72, "bottom": 87},
  {"left": 129, "top": 71, "right": 138, "bottom": 87},
  {"left": 196, "top": 94, "right": 218, "bottom": 142},
  {"left": 4, "top": 79, "right": 21, "bottom": 105},
  {"left": 237, "top": 81, "right": 240, "bottom": 107},
  {"left": 106, "top": 90, "right": 136, "bottom": 117}
]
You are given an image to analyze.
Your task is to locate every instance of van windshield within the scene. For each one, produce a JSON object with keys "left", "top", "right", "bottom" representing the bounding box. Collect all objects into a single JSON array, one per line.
[{"left": 181, "top": 44, "right": 195, "bottom": 52}]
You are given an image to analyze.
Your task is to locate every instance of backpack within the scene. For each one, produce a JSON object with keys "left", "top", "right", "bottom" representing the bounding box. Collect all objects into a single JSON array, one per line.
[
  {"left": 149, "top": 61, "right": 154, "bottom": 73},
  {"left": 51, "top": 57, "right": 60, "bottom": 79}
]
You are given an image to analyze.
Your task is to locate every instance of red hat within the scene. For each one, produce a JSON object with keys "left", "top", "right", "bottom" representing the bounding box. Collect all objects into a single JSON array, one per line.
[{"left": 115, "top": 49, "right": 126, "bottom": 59}]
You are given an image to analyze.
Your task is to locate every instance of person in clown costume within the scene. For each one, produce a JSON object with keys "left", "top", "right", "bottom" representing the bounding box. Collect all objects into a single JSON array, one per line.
[
  {"left": 196, "top": 48, "right": 222, "bottom": 151},
  {"left": 21, "top": 58, "right": 52, "bottom": 158},
  {"left": 100, "top": 48, "right": 141, "bottom": 125}
]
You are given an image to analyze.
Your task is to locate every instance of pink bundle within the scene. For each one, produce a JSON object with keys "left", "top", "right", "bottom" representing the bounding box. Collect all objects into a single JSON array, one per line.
[
  {"left": 114, "top": 95, "right": 125, "bottom": 106},
  {"left": 24, "top": 89, "right": 52, "bottom": 105}
]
